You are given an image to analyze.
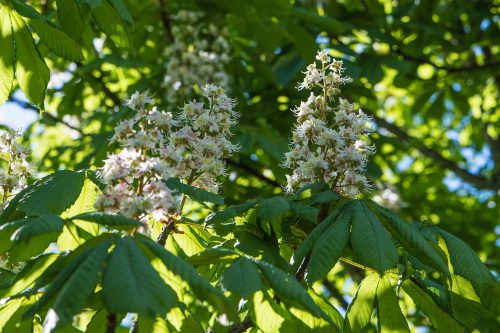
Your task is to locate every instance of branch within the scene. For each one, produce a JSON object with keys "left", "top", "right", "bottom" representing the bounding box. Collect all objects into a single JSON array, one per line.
[
  {"left": 228, "top": 314, "right": 255, "bottom": 333},
  {"left": 365, "top": 109, "right": 499, "bottom": 190},
  {"left": 322, "top": 280, "right": 349, "bottom": 310},
  {"left": 158, "top": 0, "right": 174, "bottom": 42},
  {"left": 226, "top": 159, "right": 282, "bottom": 188}
]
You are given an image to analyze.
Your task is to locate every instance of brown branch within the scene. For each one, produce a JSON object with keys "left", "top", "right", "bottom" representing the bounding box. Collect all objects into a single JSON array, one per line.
[
  {"left": 365, "top": 109, "right": 499, "bottom": 190},
  {"left": 106, "top": 313, "right": 117, "bottom": 333},
  {"left": 158, "top": 0, "right": 174, "bottom": 42},
  {"left": 226, "top": 159, "right": 282, "bottom": 188},
  {"left": 228, "top": 314, "right": 255, "bottom": 333}
]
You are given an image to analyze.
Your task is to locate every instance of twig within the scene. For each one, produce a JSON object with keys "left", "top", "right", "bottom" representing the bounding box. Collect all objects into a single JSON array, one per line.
[
  {"left": 106, "top": 313, "right": 117, "bottom": 333},
  {"left": 228, "top": 314, "right": 255, "bottom": 333}
]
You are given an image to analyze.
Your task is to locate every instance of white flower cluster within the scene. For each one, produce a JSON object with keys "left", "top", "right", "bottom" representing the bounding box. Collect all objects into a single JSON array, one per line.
[
  {"left": 96, "top": 85, "right": 239, "bottom": 221},
  {"left": 283, "top": 51, "right": 375, "bottom": 198},
  {"left": 163, "top": 10, "right": 231, "bottom": 106},
  {"left": 0, "top": 130, "right": 32, "bottom": 207}
]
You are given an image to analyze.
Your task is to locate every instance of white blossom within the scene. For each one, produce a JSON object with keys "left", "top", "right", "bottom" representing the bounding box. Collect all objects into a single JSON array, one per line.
[
  {"left": 0, "top": 129, "right": 33, "bottom": 209},
  {"left": 283, "top": 51, "right": 375, "bottom": 197},
  {"left": 162, "top": 10, "right": 232, "bottom": 107},
  {"left": 97, "top": 86, "right": 239, "bottom": 221}
]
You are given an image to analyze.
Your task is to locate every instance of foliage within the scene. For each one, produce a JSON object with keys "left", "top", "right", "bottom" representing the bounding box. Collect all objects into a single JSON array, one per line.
[{"left": 0, "top": 0, "right": 499, "bottom": 332}]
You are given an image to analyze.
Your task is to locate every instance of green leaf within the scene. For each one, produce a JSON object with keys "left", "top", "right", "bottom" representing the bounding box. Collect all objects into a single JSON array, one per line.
[
  {"left": 30, "top": 19, "right": 84, "bottom": 61},
  {"left": 310, "top": 190, "right": 339, "bottom": 204},
  {"left": 56, "top": 0, "right": 84, "bottom": 41},
  {"left": 18, "top": 170, "right": 86, "bottom": 215},
  {"left": 0, "top": 187, "right": 29, "bottom": 225},
  {"left": 8, "top": 213, "right": 64, "bottom": 242},
  {"left": 11, "top": 0, "right": 47, "bottom": 21},
  {"left": 164, "top": 177, "right": 224, "bottom": 207},
  {"left": 9, "top": 9, "right": 49, "bottom": 106},
  {"left": 402, "top": 279, "right": 464, "bottom": 333},
  {"left": 25, "top": 239, "right": 112, "bottom": 328},
  {"left": 0, "top": 8, "right": 15, "bottom": 105},
  {"left": 290, "top": 202, "right": 345, "bottom": 268},
  {"left": 187, "top": 248, "right": 238, "bottom": 265},
  {"left": 257, "top": 196, "right": 290, "bottom": 231},
  {"left": 291, "top": 202, "right": 318, "bottom": 223},
  {"left": 0, "top": 297, "right": 24, "bottom": 331},
  {"left": 350, "top": 201, "right": 398, "bottom": 273},
  {"left": 308, "top": 291, "right": 343, "bottom": 331},
  {"left": 92, "top": 1, "right": 128, "bottom": 48},
  {"left": 138, "top": 237, "right": 237, "bottom": 321},
  {"left": 204, "top": 202, "right": 256, "bottom": 225},
  {"left": 306, "top": 206, "right": 351, "bottom": 283},
  {"left": 42, "top": 241, "right": 111, "bottom": 330},
  {"left": 0, "top": 254, "right": 59, "bottom": 298},
  {"left": 344, "top": 273, "right": 379, "bottom": 333},
  {"left": 221, "top": 258, "right": 262, "bottom": 297},
  {"left": 251, "top": 291, "right": 299, "bottom": 332},
  {"left": 376, "top": 275, "right": 409, "bottom": 333},
  {"left": 78, "top": 0, "right": 104, "bottom": 9},
  {"left": 439, "top": 230, "right": 500, "bottom": 314},
  {"left": 109, "top": 0, "right": 133, "bottom": 24},
  {"left": 371, "top": 202, "right": 449, "bottom": 277},
  {"left": 102, "top": 237, "right": 176, "bottom": 317},
  {"left": 252, "top": 259, "right": 324, "bottom": 318},
  {"left": 69, "top": 212, "right": 142, "bottom": 229}
]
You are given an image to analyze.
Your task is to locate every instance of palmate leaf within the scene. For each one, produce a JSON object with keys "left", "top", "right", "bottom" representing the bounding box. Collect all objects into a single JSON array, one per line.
[
  {"left": 0, "top": 7, "right": 15, "bottom": 105},
  {"left": 350, "top": 201, "right": 398, "bottom": 273},
  {"left": 109, "top": 0, "right": 134, "bottom": 24},
  {"left": 252, "top": 259, "right": 326, "bottom": 320},
  {"left": 371, "top": 202, "right": 449, "bottom": 276},
  {"left": 69, "top": 212, "right": 142, "bottom": 229},
  {"left": 376, "top": 275, "right": 409, "bottom": 333},
  {"left": 165, "top": 177, "right": 224, "bottom": 207},
  {"left": 9, "top": 213, "right": 64, "bottom": 242},
  {"left": 24, "top": 238, "right": 113, "bottom": 331},
  {"left": 290, "top": 201, "right": 346, "bottom": 268},
  {"left": 290, "top": 202, "right": 318, "bottom": 223},
  {"left": 402, "top": 279, "right": 464, "bottom": 333},
  {"left": 344, "top": 273, "right": 379, "bottom": 333},
  {"left": 306, "top": 205, "right": 352, "bottom": 283},
  {"left": 30, "top": 19, "right": 84, "bottom": 61},
  {"left": 18, "top": 170, "right": 86, "bottom": 215},
  {"left": 221, "top": 257, "right": 262, "bottom": 297},
  {"left": 138, "top": 236, "right": 238, "bottom": 321},
  {"left": 439, "top": 230, "right": 500, "bottom": 315},
  {"left": 9, "top": 9, "right": 49, "bottom": 106},
  {"left": 102, "top": 237, "right": 176, "bottom": 317}
]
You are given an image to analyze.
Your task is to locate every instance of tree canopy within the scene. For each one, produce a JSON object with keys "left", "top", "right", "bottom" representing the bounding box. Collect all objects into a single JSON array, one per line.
[{"left": 0, "top": 0, "right": 498, "bottom": 332}]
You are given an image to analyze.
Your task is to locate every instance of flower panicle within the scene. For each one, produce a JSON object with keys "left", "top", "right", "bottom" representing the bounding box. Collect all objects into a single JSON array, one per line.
[
  {"left": 97, "top": 85, "right": 239, "bottom": 223},
  {"left": 284, "top": 51, "right": 376, "bottom": 198}
]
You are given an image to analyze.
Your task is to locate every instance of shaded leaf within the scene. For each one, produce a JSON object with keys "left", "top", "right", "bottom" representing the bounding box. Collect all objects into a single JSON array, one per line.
[
  {"left": 165, "top": 177, "right": 224, "bottom": 207},
  {"left": 221, "top": 257, "right": 262, "bottom": 297},
  {"left": 376, "top": 275, "right": 409, "bottom": 333},
  {"left": 0, "top": 8, "right": 14, "bottom": 105},
  {"left": 344, "top": 273, "right": 379, "bottom": 333},
  {"left": 69, "top": 212, "right": 142, "bottom": 229}
]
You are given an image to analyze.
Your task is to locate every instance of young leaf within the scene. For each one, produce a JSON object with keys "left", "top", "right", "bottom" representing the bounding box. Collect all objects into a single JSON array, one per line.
[
  {"left": 371, "top": 202, "right": 449, "bottom": 276},
  {"left": 164, "top": 177, "right": 224, "bottom": 207},
  {"left": 102, "top": 237, "right": 176, "bottom": 317},
  {"left": 18, "top": 170, "right": 86, "bottom": 215},
  {"left": 344, "top": 273, "right": 379, "bottom": 333},
  {"left": 306, "top": 206, "right": 351, "bottom": 283},
  {"left": 9, "top": 9, "right": 49, "bottom": 106},
  {"left": 30, "top": 19, "right": 84, "bottom": 61},
  {"left": 402, "top": 279, "right": 464, "bottom": 333},
  {"left": 221, "top": 257, "right": 262, "bottom": 297},
  {"left": 0, "top": 8, "right": 14, "bottom": 105},
  {"left": 350, "top": 201, "right": 398, "bottom": 273},
  {"left": 56, "top": 0, "right": 84, "bottom": 41},
  {"left": 376, "top": 275, "right": 409, "bottom": 333},
  {"left": 69, "top": 212, "right": 142, "bottom": 229}
]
